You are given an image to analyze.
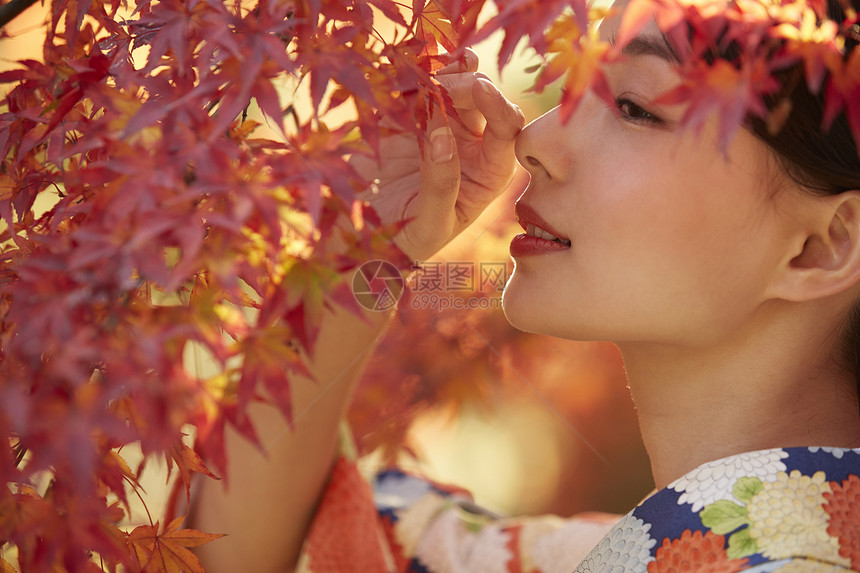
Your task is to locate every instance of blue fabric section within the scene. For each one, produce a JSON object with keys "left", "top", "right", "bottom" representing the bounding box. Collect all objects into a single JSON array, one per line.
[
  {"left": 631, "top": 486, "right": 707, "bottom": 552},
  {"left": 374, "top": 469, "right": 454, "bottom": 500},
  {"left": 744, "top": 553, "right": 772, "bottom": 567},
  {"left": 408, "top": 558, "right": 431, "bottom": 573},
  {"left": 784, "top": 448, "right": 860, "bottom": 482},
  {"left": 373, "top": 469, "right": 434, "bottom": 518}
]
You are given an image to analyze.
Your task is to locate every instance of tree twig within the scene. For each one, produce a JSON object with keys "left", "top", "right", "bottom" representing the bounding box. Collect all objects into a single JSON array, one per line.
[{"left": 0, "top": 0, "right": 40, "bottom": 30}]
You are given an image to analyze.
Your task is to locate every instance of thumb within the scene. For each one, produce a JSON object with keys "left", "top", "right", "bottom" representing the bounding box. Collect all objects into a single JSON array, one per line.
[{"left": 413, "top": 125, "right": 461, "bottom": 241}]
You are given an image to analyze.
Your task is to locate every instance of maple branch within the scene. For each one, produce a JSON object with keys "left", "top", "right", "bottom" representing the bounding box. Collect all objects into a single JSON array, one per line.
[{"left": 0, "top": 0, "right": 39, "bottom": 28}]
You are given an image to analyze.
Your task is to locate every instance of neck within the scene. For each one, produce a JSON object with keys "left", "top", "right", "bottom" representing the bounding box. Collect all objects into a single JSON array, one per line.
[{"left": 619, "top": 305, "right": 860, "bottom": 489}]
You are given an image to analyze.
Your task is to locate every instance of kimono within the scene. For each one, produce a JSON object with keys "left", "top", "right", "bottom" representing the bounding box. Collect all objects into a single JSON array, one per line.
[{"left": 297, "top": 446, "right": 860, "bottom": 572}]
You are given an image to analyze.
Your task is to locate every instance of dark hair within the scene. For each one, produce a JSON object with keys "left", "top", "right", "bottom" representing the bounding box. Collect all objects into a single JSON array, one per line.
[
  {"left": 747, "top": 3, "right": 859, "bottom": 194},
  {"left": 745, "top": 0, "right": 860, "bottom": 401}
]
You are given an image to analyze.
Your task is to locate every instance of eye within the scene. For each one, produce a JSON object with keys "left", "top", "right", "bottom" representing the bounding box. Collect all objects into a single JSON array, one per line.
[{"left": 615, "top": 98, "right": 662, "bottom": 125}]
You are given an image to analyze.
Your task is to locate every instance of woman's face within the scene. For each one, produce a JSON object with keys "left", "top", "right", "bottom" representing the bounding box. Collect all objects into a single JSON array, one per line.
[{"left": 502, "top": 8, "right": 800, "bottom": 347}]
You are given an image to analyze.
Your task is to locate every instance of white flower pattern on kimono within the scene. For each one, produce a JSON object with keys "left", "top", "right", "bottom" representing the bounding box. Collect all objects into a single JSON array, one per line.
[
  {"left": 393, "top": 493, "right": 452, "bottom": 558},
  {"left": 573, "top": 515, "right": 656, "bottom": 573},
  {"left": 719, "top": 559, "right": 853, "bottom": 573},
  {"left": 530, "top": 516, "right": 620, "bottom": 573},
  {"left": 775, "top": 562, "right": 854, "bottom": 573},
  {"left": 670, "top": 449, "right": 789, "bottom": 511}
]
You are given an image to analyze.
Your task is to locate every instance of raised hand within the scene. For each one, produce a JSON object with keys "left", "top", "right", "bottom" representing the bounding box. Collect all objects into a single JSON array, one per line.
[{"left": 352, "top": 50, "right": 526, "bottom": 263}]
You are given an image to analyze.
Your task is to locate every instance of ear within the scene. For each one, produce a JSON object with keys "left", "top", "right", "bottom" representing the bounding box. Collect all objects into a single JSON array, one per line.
[{"left": 770, "top": 190, "right": 860, "bottom": 302}]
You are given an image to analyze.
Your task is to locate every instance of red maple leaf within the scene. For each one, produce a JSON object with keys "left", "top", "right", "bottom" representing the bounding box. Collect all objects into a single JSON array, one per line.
[{"left": 657, "top": 56, "right": 778, "bottom": 147}]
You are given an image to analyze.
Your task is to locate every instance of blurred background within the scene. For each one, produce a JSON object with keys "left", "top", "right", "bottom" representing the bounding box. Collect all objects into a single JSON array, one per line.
[{"left": 0, "top": 0, "right": 653, "bottom": 525}]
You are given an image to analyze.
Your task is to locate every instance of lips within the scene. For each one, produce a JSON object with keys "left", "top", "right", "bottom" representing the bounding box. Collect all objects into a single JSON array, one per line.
[{"left": 510, "top": 202, "right": 571, "bottom": 257}]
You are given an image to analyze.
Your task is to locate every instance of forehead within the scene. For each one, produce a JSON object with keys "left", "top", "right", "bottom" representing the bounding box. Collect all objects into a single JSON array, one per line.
[
  {"left": 599, "top": 0, "right": 657, "bottom": 40},
  {"left": 598, "top": 0, "right": 688, "bottom": 68}
]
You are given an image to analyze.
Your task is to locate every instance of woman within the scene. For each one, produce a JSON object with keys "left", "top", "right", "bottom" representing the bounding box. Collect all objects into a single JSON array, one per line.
[{"left": 191, "top": 0, "right": 860, "bottom": 570}]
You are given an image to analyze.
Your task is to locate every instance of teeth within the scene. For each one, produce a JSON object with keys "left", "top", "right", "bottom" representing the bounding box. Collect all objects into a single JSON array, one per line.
[
  {"left": 538, "top": 228, "right": 559, "bottom": 241},
  {"left": 527, "top": 223, "right": 568, "bottom": 244}
]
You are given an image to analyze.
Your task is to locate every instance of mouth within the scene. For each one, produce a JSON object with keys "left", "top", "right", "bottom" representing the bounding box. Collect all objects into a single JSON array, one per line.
[
  {"left": 523, "top": 222, "right": 571, "bottom": 245},
  {"left": 515, "top": 202, "right": 571, "bottom": 246}
]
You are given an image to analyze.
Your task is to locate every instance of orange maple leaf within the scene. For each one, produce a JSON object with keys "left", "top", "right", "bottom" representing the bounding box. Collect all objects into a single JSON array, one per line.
[
  {"left": 532, "top": 10, "right": 613, "bottom": 124},
  {"left": 127, "top": 516, "right": 224, "bottom": 573},
  {"left": 169, "top": 442, "right": 219, "bottom": 497}
]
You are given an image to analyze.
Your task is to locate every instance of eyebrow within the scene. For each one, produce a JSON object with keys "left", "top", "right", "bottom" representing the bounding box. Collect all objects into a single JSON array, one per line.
[{"left": 611, "top": 34, "right": 681, "bottom": 63}]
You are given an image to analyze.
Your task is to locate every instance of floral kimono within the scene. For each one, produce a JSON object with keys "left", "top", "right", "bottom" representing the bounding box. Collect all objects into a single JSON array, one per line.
[{"left": 297, "top": 446, "right": 860, "bottom": 572}]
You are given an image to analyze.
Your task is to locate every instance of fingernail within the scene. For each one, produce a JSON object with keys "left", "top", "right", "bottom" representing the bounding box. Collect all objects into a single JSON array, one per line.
[
  {"left": 464, "top": 49, "right": 478, "bottom": 70},
  {"left": 431, "top": 127, "right": 454, "bottom": 163},
  {"left": 477, "top": 78, "right": 501, "bottom": 98}
]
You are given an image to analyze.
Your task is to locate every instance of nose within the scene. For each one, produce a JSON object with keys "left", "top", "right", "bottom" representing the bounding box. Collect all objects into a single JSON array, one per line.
[{"left": 515, "top": 106, "right": 561, "bottom": 182}]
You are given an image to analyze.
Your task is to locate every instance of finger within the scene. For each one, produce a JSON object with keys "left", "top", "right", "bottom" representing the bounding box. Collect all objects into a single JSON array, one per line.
[
  {"left": 436, "top": 72, "right": 493, "bottom": 111},
  {"left": 411, "top": 125, "right": 461, "bottom": 252},
  {"left": 435, "top": 72, "right": 479, "bottom": 111},
  {"left": 435, "top": 48, "right": 479, "bottom": 76},
  {"left": 473, "top": 78, "right": 525, "bottom": 173},
  {"left": 349, "top": 132, "right": 415, "bottom": 178},
  {"left": 434, "top": 72, "right": 493, "bottom": 135}
]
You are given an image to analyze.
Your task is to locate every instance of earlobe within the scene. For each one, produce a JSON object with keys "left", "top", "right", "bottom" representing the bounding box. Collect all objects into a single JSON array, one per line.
[{"left": 775, "top": 190, "right": 860, "bottom": 302}]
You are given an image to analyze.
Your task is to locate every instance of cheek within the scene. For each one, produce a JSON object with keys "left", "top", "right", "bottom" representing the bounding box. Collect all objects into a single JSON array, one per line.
[
  {"left": 581, "top": 139, "right": 763, "bottom": 268},
  {"left": 598, "top": 178, "right": 776, "bottom": 337}
]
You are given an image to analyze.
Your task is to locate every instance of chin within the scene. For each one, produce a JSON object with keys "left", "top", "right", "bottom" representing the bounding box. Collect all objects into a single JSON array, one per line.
[
  {"left": 502, "top": 269, "right": 612, "bottom": 342},
  {"left": 501, "top": 271, "right": 547, "bottom": 335}
]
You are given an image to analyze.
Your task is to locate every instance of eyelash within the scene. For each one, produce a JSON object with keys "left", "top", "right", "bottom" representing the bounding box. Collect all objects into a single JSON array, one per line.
[
  {"left": 615, "top": 97, "right": 662, "bottom": 125},
  {"left": 558, "top": 87, "right": 663, "bottom": 126}
]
